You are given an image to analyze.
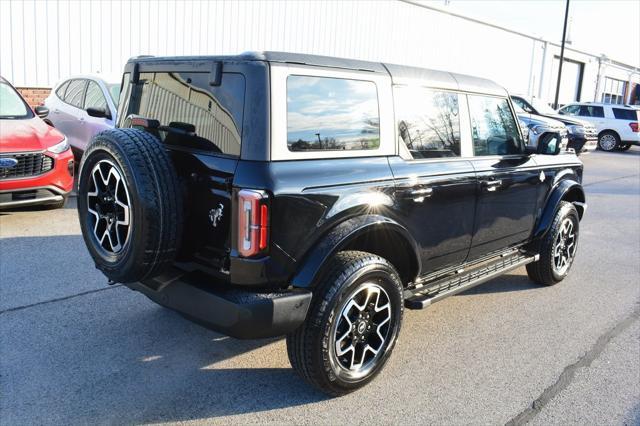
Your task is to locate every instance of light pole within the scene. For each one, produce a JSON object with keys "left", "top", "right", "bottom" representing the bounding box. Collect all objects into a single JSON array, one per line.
[{"left": 553, "top": 0, "right": 570, "bottom": 109}]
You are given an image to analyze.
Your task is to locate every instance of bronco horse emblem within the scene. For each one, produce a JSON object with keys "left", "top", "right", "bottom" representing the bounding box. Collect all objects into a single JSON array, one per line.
[{"left": 209, "top": 203, "right": 224, "bottom": 228}]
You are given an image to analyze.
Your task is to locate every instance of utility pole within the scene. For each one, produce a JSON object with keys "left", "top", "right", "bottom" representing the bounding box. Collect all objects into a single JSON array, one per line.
[{"left": 554, "top": 0, "right": 570, "bottom": 109}]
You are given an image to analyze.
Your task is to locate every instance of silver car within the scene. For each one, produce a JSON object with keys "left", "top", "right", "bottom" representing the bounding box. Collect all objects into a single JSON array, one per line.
[{"left": 44, "top": 75, "right": 119, "bottom": 155}]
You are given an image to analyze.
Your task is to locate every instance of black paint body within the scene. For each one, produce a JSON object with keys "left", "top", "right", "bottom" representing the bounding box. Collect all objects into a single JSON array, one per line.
[{"left": 116, "top": 53, "right": 586, "bottom": 339}]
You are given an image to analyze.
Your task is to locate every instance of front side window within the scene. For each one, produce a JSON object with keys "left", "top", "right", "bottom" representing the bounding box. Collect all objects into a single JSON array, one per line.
[
  {"left": 124, "top": 71, "right": 245, "bottom": 156},
  {"left": 64, "top": 79, "right": 86, "bottom": 108},
  {"left": 561, "top": 104, "right": 580, "bottom": 115},
  {"left": 512, "top": 97, "right": 533, "bottom": 114},
  {"left": 84, "top": 81, "right": 108, "bottom": 110},
  {"left": 287, "top": 75, "right": 380, "bottom": 152},
  {"left": 0, "top": 81, "right": 32, "bottom": 118},
  {"left": 55, "top": 80, "right": 70, "bottom": 99},
  {"left": 468, "top": 95, "right": 523, "bottom": 156},
  {"left": 394, "top": 86, "right": 461, "bottom": 159}
]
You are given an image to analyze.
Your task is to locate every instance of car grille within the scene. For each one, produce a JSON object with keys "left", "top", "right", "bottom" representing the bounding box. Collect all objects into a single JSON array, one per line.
[
  {"left": 584, "top": 127, "right": 598, "bottom": 139},
  {"left": 0, "top": 152, "right": 54, "bottom": 180}
]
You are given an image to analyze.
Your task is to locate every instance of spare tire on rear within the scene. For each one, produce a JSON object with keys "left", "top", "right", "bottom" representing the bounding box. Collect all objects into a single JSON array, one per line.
[{"left": 77, "top": 128, "right": 183, "bottom": 283}]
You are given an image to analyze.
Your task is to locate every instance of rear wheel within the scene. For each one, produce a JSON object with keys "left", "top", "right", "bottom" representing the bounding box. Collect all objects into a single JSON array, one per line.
[
  {"left": 526, "top": 201, "right": 579, "bottom": 286},
  {"left": 286, "top": 251, "right": 403, "bottom": 396},
  {"left": 597, "top": 131, "right": 619, "bottom": 151}
]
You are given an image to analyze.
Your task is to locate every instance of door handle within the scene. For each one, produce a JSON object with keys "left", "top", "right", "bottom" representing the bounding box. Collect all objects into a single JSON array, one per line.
[{"left": 483, "top": 180, "right": 502, "bottom": 192}]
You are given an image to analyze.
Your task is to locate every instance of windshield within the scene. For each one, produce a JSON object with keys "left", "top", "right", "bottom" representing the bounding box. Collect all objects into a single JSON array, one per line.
[
  {"left": 107, "top": 84, "right": 120, "bottom": 105},
  {"left": 530, "top": 97, "right": 557, "bottom": 115},
  {"left": 0, "top": 82, "right": 33, "bottom": 119}
]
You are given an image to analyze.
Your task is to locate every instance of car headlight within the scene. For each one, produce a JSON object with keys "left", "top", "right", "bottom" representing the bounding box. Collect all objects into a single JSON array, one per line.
[
  {"left": 568, "top": 125, "right": 585, "bottom": 135},
  {"left": 47, "top": 137, "right": 70, "bottom": 154}
]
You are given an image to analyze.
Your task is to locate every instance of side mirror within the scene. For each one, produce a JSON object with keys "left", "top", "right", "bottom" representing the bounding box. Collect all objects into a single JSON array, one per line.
[
  {"left": 34, "top": 105, "right": 49, "bottom": 119},
  {"left": 86, "top": 107, "right": 111, "bottom": 119},
  {"left": 537, "top": 134, "right": 561, "bottom": 155}
]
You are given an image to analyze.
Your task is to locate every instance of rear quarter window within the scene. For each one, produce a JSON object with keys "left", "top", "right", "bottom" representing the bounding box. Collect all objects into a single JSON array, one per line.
[
  {"left": 286, "top": 75, "right": 380, "bottom": 152},
  {"left": 612, "top": 108, "right": 638, "bottom": 120}
]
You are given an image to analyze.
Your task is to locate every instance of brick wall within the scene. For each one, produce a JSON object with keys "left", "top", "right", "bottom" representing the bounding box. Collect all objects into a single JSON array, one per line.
[{"left": 16, "top": 87, "right": 51, "bottom": 107}]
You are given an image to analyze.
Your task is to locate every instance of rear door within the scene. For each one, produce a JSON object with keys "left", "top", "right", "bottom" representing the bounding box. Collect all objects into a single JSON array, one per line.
[
  {"left": 119, "top": 61, "right": 246, "bottom": 272},
  {"left": 389, "top": 86, "right": 476, "bottom": 274},
  {"left": 466, "top": 94, "right": 541, "bottom": 259}
]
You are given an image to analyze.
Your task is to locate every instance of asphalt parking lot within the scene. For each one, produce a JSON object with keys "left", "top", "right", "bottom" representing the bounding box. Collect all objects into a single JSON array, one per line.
[{"left": 1, "top": 149, "right": 639, "bottom": 425}]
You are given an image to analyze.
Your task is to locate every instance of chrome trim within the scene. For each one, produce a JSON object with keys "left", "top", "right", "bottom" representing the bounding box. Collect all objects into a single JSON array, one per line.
[
  {"left": 0, "top": 184, "right": 69, "bottom": 195},
  {"left": 0, "top": 195, "right": 63, "bottom": 209}
]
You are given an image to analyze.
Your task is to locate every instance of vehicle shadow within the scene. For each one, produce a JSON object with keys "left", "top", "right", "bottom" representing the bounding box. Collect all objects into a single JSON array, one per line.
[
  {"left": 459, "top": 272, "right": 538, "bottom": 295},
  {"left": 0, "top": 233, "right": 328, "bottom": 424}
]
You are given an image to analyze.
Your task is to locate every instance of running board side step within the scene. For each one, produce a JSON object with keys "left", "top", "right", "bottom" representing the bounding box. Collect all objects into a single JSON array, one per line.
[{"left": 404, "top": 252, "right": 539, "bottom": 310}]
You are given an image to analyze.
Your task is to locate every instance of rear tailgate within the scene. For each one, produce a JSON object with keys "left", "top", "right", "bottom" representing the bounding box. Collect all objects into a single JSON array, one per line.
[{"left": 118, "top": 59, "right": 246, "bottom": 274}]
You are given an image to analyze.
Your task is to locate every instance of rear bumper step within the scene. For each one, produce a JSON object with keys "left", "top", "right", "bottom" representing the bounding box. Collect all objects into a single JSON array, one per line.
[
  {"left": 404, "top": 251, "right": 539, "bottom": 310},
  {"left": 128, "top": 273, "right": 312, "bottom": 339}
]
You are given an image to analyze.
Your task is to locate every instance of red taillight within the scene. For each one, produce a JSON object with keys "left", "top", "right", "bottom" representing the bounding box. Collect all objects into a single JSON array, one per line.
[
  {"left": 237, "top": 189, "right": 269, "bottom": 257},
  {"left": 630, "top": 122, "right": 638, "bottom": 133}
]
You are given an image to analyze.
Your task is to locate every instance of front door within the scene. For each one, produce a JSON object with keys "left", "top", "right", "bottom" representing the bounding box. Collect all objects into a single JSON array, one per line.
[
  {"left": 466, "top": 94, "right": 540, "bottom": 259},
  {"left": 390, "top": 87, "right": 476, "bottom": 275}
]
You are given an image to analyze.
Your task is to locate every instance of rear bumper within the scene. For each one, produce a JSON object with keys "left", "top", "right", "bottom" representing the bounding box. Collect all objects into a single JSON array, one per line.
[{"left": 131, "top": 272, "right": 312, "bottom": 339}]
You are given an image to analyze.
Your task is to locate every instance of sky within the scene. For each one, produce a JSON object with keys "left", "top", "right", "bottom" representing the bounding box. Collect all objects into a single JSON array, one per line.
[{"left": 419, "top": 0, "right": 640, "bottom": 67}]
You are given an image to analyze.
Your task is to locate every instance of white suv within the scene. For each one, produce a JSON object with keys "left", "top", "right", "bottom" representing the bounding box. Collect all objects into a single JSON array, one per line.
[{"left": 558, "top": 102, "right": 639, "bottom": 152}]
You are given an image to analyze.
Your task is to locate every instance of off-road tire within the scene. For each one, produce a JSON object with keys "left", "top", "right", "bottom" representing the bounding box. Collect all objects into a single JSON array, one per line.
[
  {"left": 77, "top": 128, "right": 183, "bottom": 283},
  {"left": 286, "top": 250, "right": 403, "bottom": 396},
  {"left": 526, "top": 201, "right": 579, "bottom": 286},
  {"left": 597, "top": 131, "right": 620, "bottom": 152}
]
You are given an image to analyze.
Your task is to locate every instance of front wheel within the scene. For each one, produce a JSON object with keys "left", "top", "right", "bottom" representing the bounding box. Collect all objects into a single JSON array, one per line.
[
  {"left": 598, "top": 131, "right": 620, "bottom": 151},
  {"left": 526, "top": 201, "right": 580, "bottom": 286},
  {"left": 286, "top": 251, "right": 403, "bottom": 396}
]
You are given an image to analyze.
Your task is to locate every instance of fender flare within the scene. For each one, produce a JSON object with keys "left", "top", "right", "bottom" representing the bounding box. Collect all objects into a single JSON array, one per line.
[
  {"left": 290, "top": 214, "right": 421, "bottom": 288},
  {"left": 533, "top": 179, "right": 585, "bottom": 240}
]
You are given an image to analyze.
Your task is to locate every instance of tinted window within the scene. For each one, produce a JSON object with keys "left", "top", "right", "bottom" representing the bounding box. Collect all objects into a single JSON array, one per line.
[
  {"left": 84, "top": 81, "right": 108, "bottom": 110},
  {"left": 468, "top": 95, "right": 523, "bottom": 156},
  {"left": 395, "top": 86, "right": 460, "bottom": 159},
  {"left": 129, "top": 72, "right": 245, "bottom": 156},
  {"left": 55, "top": 80, "right": 70, "bottom": 99},
  {"left": 287, "top": 75, "right": 380, "bottom": 152},
  {"left": 64, "top": 79, "right": 86, "bottom": 108},
  {"left": 612, "top": 108, "right": 638, "bottom": 120},
  {"left": 579, "top": 105, "right": 605, "bottom": 118}
]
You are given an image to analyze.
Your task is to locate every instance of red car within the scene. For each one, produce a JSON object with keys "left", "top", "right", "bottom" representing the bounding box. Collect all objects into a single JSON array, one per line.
[{"left": 0, "top": 77, "right": 74, "bottom": 209}]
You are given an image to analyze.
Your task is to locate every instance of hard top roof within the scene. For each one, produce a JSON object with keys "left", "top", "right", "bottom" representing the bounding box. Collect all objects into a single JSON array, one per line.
[{"left": 127, "top": 51, "right": 507, "bottom": 96}]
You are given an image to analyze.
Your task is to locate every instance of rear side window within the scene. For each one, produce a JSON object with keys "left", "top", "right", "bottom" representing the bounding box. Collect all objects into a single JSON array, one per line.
[
  {"left": 612, "top": 108, "right": 638, "bottom": 120},
  {"left": 55, "top": 80, "right": 70, "bottom": 99},
  {"left": 468, "top": 95, "right": 523, "bottom": 156},
  {"left": 84, "top": 81, "right": 108, "bottom": 110},
  {"left": 127, "top": 72, "right": 245, "bottom": 156},
  {"left": 394, "top": 86, "right": 461, "bottom": 159},
  {"left": 579, "top": 105, "right": 604, "bottom": 118},
  {"left": 286, "top": 75, "right": 380, "bottom": 152},
  {"left": 64, "top": 79, "right": 86, "bottom": 108}
]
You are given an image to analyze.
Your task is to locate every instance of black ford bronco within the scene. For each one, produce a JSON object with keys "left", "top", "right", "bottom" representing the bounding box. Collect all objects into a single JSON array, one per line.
[{"left": 77, "top": 52, "right": 586, "bottom": 395}]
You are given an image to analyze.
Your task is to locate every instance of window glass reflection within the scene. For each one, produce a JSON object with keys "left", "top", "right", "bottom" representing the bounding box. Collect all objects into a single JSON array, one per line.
[
  {"left": 395, "top": 87, "right": 461, "bottom": 159},
  {"left": 287, "top": 75, "right": 380, "bottom": 152},
  {"left": 468, "top": 95, "right": 523, "bottom": 156}
]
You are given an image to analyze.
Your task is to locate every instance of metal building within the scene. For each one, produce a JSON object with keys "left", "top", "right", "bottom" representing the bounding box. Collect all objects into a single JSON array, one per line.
[{"left": 1, "top": 0, "right": 639, "bottom": 105}]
